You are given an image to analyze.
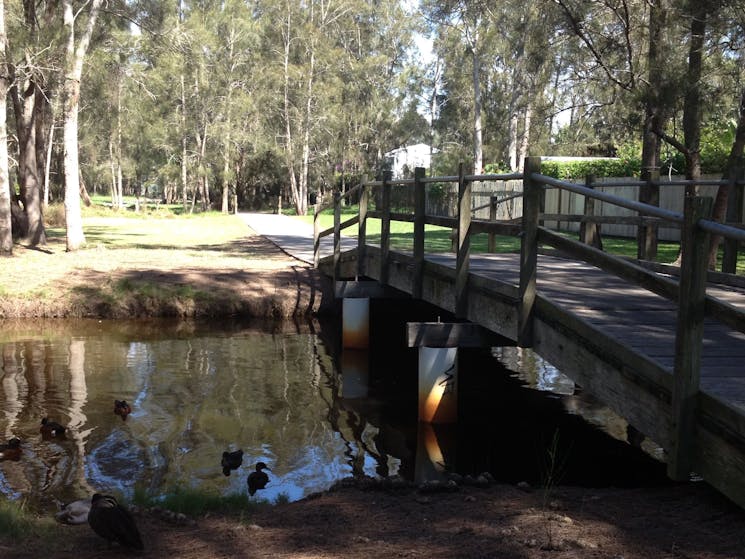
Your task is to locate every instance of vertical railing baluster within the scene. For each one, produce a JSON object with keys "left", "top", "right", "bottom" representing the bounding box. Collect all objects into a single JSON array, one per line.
[
  {"left": 518, "top": 156, "right": 543, "bottom": 347},
  {"left": 722, "top": 166, "right": 744, "bottom": 273},
  {"left": 357, "top": 176, "right": 369, "bottom": 278},
  {"left": 333, "top": 190, "right": 341, "bottom": 282},
  {"left": 455, "top": 163, "right": 471, "bottom": 318},
  {"left": 380, "top": 174, "right": 391, "bottom": 285},
  {"left": 668, "top": 195, "right": 712, "bottom": 481},
  {"left": 488, "top": 194, "right": 497, "bottom": 253},
  {"left": 413, "top": 167, "right": 426, "bottom": 298}
]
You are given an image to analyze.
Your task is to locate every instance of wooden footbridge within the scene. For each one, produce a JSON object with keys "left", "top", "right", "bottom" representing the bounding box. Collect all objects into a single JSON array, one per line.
[{"left": 242, "top": 156, "right": 745, "bottom": 509}]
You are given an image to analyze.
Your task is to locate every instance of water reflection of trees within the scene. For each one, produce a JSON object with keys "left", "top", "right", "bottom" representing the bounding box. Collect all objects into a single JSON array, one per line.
[{"left": 0, "top": 319, "right": 414, "bottom": 508}]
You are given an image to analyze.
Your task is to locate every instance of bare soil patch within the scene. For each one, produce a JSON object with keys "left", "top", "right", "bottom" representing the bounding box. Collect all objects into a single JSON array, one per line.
[
  {"left": 3, "top": 480, "right": 745, "bottom": 559},
  {"left": 0, "top": 228, "right": 334, "bottom": 319},
  {"left": 1, "top": 223, "right": 745, "bottom": 558}
]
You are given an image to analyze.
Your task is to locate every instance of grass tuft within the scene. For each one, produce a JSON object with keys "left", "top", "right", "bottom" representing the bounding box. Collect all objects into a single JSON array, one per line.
[
  {"left": 132, "top": 485, "right": 264, "bottom": 516},
  {"left": 0, "top": 498, "right": 59, "bottom": 540}
]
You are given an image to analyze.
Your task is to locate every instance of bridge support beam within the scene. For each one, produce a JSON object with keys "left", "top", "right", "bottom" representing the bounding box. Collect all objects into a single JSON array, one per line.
[
  {"left": 338, "top": 280, "right": 409, "bottom": 349},
  {"left": 407, "top": 322, "right": 514, "bottom": 424}
]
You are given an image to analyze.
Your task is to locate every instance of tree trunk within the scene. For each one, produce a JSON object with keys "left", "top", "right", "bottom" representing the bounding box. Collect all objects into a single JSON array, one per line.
[
  {"left": 180, "top": 73, "right": 188, "bottom": 211},
  {"left": 471, "top": 44, "right": 483, "bottom": 174},
  {"left": 638, "top": 0, "right": 667, "bottom": 260},
  {"left": 0, "top": 0, "right": 11, "bottom": 255},
  {"left": 517, "top": 103, "right": 532, "bottom": 172},
  {"left": 682, "top": 0, "right": 707, "bottom": 189},
  {"left": 282, "top": 5, "right": 299, "bottom": 214},
  {"left": 62, "top": 0, "right": 103, "bottom": 251},
  {"left": 707, "top": 87, "right": 745, "bottom": 268}
]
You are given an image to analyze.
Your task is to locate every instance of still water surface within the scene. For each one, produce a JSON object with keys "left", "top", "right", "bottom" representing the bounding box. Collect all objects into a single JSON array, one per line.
[
  {"left": 0, "top": 315, "right": 669, "bottom": 513},
  {"left": 0, "top": 318, "right": 377, "bottom": 509}
]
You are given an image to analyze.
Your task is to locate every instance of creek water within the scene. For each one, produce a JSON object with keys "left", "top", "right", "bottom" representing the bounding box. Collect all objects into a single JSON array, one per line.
[{"left": 0, "top": 310, "right": 669, "bottom": 514}]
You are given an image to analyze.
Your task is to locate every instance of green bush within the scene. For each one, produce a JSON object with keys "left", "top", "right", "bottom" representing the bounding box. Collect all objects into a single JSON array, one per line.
[{"left": 539, "top": 158, "right": 641, "bottom": 180}]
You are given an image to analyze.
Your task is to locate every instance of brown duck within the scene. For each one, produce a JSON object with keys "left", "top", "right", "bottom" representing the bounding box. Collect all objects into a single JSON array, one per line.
[
  {"left": 40, "top": 418, "right": 66, "bottom": 439},
  {"left": 114, "top": 400, "right": 132, "bottom": 421},
  {"left": 0, "top": 438, "right": 21, "bottom": 461},
  {"left": 88, "top": 493, "right": 144, "bottom": 551}
]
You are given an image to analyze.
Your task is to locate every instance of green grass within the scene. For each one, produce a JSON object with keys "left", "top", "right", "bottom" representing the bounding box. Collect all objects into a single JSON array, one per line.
[
  {"left": 298, "top": 206, "right": 744, "bottom": 271},
  {"left": 0, "top": 498, "right": 59, "bottom": 540},
  {"left": 49, "top": 211, "right": 252, "bottom": 251},
  {"left": 131, "top": 485, "right": 279, "bottom": 516}
]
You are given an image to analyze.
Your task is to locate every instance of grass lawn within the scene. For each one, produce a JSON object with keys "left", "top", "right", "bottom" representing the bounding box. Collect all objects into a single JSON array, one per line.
[{"left": 295, "top": 207, "right": 686, "bottom": 264}]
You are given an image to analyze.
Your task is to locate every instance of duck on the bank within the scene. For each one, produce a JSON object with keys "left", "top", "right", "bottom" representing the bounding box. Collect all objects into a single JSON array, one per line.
[
  {"left": 55, "top": 498, "right": 92, "bottom": 525},
  {"left": 247, "top": 462, "right": 271, "bottom": 496},
  {"left": 114, "top": 400, "right": 132, "bottom": 420},
  {"left": 88, "top": 493, "right": 144, "bottom": 551},
  {"left": 221, "top": 449, "right": 244, "bottom": 476},
  {"left": 0, "top": 438, "right": 21, "bottom": 460},
  {"left": 40, "top": 418, "right": 66, "bottom": 439}
]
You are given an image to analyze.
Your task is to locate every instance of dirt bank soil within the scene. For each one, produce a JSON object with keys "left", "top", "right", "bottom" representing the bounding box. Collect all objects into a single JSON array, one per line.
[
  {"left": 2, "top": 480, "right": 745, "bottom": 559},
  {"left": 0, "top": 226, "right": 334, "bottom": 319},
  {"left": 2, "top": 222, "right": 745, "bottom": 558}
]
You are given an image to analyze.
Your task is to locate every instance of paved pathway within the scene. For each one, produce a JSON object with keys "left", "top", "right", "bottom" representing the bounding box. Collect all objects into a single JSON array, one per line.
[{"left": 238, "top": 212, "right": 355, "bottom": 264}]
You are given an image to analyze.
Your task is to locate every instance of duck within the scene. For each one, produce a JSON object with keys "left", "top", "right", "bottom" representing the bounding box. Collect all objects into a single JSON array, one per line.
[
  {"left": 221, "top": 449, "right": 244, "bottom": 476},
  {"left": 114, "top": 400, "right": 132, "bottom": 420},
  {"left": 247, "top": 462, "right": 271, "bottom": 496},
  {"left": 55, "top": 498, "right": 92, "bottom": 525},
  {"left": 40, "top": 418, "right": 66, "bottom": 439},
  {"left": 0, "top": 438, "right": 21, "bottom": 461},
  {"left": 87, "top": 493, "right": 144, "bottom": 551}
]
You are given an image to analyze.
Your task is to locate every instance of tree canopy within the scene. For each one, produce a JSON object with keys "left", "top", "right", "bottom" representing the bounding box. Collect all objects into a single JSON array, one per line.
[{"left": 0, "top": 0, "right": 744, "bottom": 242}]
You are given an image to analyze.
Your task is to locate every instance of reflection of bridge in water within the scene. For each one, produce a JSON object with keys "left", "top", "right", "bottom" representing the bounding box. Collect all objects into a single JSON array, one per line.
[{"left": 242, "top": 157, "right": 745, "bottom": 509}]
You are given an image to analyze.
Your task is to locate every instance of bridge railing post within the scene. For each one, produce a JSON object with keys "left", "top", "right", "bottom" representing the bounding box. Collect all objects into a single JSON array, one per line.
[
  {"left": 668, "top": 194, "right": 713, "bottom": 481},
  {"left": 722, "top": 165, "right": 743, "bottom": 273},
  {"left": 333, "top": 190, "right": 341, "bottom": 282},
  {"left": 580, "top": 174, "right": 602, "bottom": 249},
  {"left": 637, "top": 168, "right": 660, "bottom": 260},
  {"left": 518, "top": 156, "right": 543, "bottom": 347},
  {"left": 413, "top": 167, "right": 426, "bottom": 298},
  {"left": 313, "top": 201, "right": 321, "bottom": 269},
  {"left": 357, "top": 175, "right": 369, "bottom": 278},
  {"left": 455, "top": 163, "right": 471, "bottom": 319},
  {"left": 488, "top": 195, "right": 497, "bottom": 253},
  {"left": 380, "top": 173, "right": 391, "bottom": 285}
]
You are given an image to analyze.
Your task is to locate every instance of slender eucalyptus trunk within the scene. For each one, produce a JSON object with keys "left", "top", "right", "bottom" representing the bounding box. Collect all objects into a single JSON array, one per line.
[
  {"left": 0, "top": 0, "right": 11, "bottom": 255},
  {"left": 180, "top": 74, "right": 188, "bottom": 210},
  {"left": 471, "top": 45, "right": 483, "bottom": 174},
  {"left": 62, "top": 0, "right": 103, "bottom": 251},
  {"left": 283, "top": 4, "right": 298, "bottom": 214}
]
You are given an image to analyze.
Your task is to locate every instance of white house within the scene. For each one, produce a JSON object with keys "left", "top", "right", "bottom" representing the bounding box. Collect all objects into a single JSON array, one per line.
[{"left": 384, "top": 143, "right": 437, "bottom": 178}]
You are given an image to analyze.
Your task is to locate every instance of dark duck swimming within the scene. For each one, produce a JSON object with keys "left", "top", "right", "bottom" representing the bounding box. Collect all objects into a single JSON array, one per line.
[
  {"left": 221, "top": 449, "right": 243, "bottom": 476},
  {"left": 247, "top": 462, "right": 271, "bottom": 496},
  {"left": 40, "top": 418, "right": 66, "bottom": 439},
  {"left": 114, "top": 400, "right": 132, "bottom": 420},
  {"left": 88, "top": 493, "right": 144, "bottom": 551},
  {"left": 0, "top": 438, "right": 21, "bottom": 460}
]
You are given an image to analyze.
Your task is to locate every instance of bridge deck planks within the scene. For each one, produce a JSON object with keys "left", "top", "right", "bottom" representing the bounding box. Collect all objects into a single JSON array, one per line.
[{"left": 421, "top": 250, "right": 745, "bottom": 414}]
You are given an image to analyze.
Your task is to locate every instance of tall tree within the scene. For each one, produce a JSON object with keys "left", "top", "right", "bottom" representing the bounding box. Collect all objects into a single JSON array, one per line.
[
  {"left": 62, "top": 0, "right": 103, "bottom": 251},
  {"left": 0, "top": 0, "right": 11, "bottom": 256}
]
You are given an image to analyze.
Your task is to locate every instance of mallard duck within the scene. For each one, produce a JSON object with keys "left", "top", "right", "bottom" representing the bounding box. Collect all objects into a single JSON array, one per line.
[
  {"left": 88, "top": 493, "right": 144, "bottom": 551},
  {"left": 221, "top": 449, "right": 244, "bottom": 476},
  {"left": 40, "top": 418, "right": 66, "bottom": 439},
  {"left": 55, "top": 498, "right": 92, "bottom": 525},
  {"left": 114, "top": 400, "right": 132, "bottom": 420},
  {"left": 0, "top": 438, "right": 21, "bottom": 460},
  {"left": 247, "top": 462, "right": 270, "bottom": 496}
]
